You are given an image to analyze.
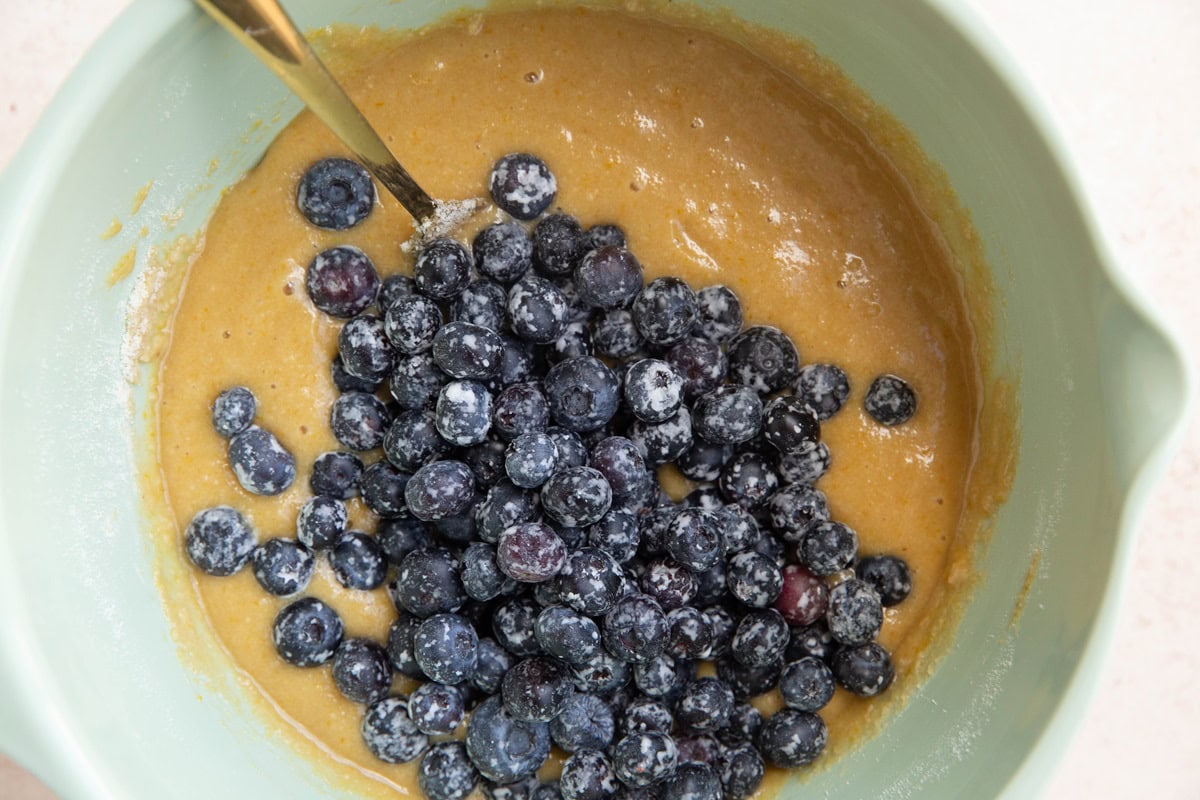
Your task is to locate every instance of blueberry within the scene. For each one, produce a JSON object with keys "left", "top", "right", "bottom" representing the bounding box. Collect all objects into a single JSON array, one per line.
[
  {"left": 665, "top": 607, "right": 712, "bottom": 660},
  {"left": 385, "top": 613, "right": 426, "bottom": 678},
  {"left": 500, "top": 335, "right": 543, "bottom": 386},
  {"left": 474, "top": 637, "right": 516, "bottom": 694},
  {"left": 505, "top": 274, "right": 568, "bottom": 344},
  {"left": 604, "top": 593, "right": 668, "bottom": 664},
  {"left": 415, "top": 238, "right": 473, "bottom": 300},
  {"left": 333, "top": 354, "right": 382, "bottom": 393},
  {"left": 228, "top": 425, "right": 296, "bottom": 495},
  {"left": 634, "top": 654, "right": 693, "bottom": 702},
  {"left": 362, "top": 696, "right": 429, "bottom": 764},
  {"left": 306, "top": 245, "right": 380, "bottom": 318},
  {"left": 632, "top": 277, "right": 697, "bottom": 346},
  {"left": 764, "top": 483, "right": 829, "bottom": 541},
  {"left": 639, "top": 558, "right": 697, "bottom": 610},
  {"left": 723, "top": 703, "right": 764, "bottom": 743},
  {"left": 661, "top": 763, "right": 721, "bottom": 800},
  {"left": 856, "top": 554, "right": 912, "bottom": 606},
  {"left": 533, "top": 214, "right": 586, "bottom": 276},
  {"left": 455, "top": 279, "right": 509, "bottom": 331},
  {"left": 717, "top": 505, "right": 760, "bottom": 555},
  {"left": 536, "top": 605, "right": 602, "bottom": 665},
  {"left": 421, "top": 741, "right": 481, "bottom": 800},
  {"left": 785, "top": 621, "right": 838, "bottom": 664},
  {"left": 793, "top": 364, "right": 850, "bottom": 421},
  {"left": 583, "top": 224, "right": 626, "bottom": 251},
  {"left": 726, "top": 326, "right": 799, "bottom": 395},
  {"left": 329, "top": 531, "right": 387, "bottom": 590},
  {"left": 683, "top": 487, "right": 724, "bottom": 512},
  {"left": 405, "top": 460, "right": 476, "bottom": 521},
  {"left": 378, "top": 517, "right": 434, "bottom": 565},
  {"left": 636, "top": 506, "right": 678, "bottom": 558},
  {"left": 693, "top": 387, "right": 763, "bottom": 446},
  {"left": 776, "top": 441, "right": 831, "bottom": 486},
  {"left": 503, "top": 656, "right": 573, "bottom": 722},
  {"left": 718, "top": 452, "right": 778, "bottom": 510},
  {"left": 666, "top": 508, "right": 723, "bottom": 572},
  {"left": 587, "top": 509, "right": 641, "bottom": 564},
  {"left": 184, "top": 505, "right": 256, "bottom": 577},
  {"left": 775, "top": 564, "right": 829, "bottom": 627},
  {"left": 668, "top": 341, "right": 727, "bottom": 404},
  {"left": 576, "top": 246, "right": 643, "bottom": 310},
  {"left": 549, "top": 321, "right": 594, "bottom": 365},
  {"left": 378, "top": 273, "right": 417, "bottom": 312},
  {"left": 628, "top": 407, "right": 693, "bottom": 467},
  {"left": 384, "top": 409, "right": 448, "bottom": 472},
  {"left": 435, "top": 380, "right": 494, "bottom": 447},
  {"left": 541, "top": 466, "right": 613, "bottom": 528},
  {"left": 430, "top": 322, "right": 504, "bottom": 381},
  {"left": 360, "top": 461, "right": 411, "bottom": 518},
  {"left": 547, "top": 426, "right": 589, "bottom": 469},
  {"left": 623, "top": 359, "right": 684, "bottom": 424},
  {"left": 761, "top": 395, "right": 820, "bottom": 455},
  {"left": 589, "top": 437, "right": 647, "bottom": 499},
  {"left": 390, "top": 352, "right": 449, "bottom": 410},
  {"left": 865, "top": 375, "right": 918, "bottom": 427},
  {"left": 570, "top": 647, "right": 632, "bottom": 695},
  {"left": 406, "top": 681, "right": 465, "bottom": 735},
  {"left": 554, "top": 276, "right": 593, "bottom": 324},
  {"left": 561, "top": 750, "right": 620, "bottom": 800},
  {"left": 552, "top": 694, "right": 615, "bottom": 752},
  {"left": 779, "top": 657, "right": 835, "bottom": 712},
  {"left": 731, "top": 608, "right": 789, "bottom": 668},
  {"left": 506, "top": 432, "right": 559, "bottom": 489},
  {"left": 462, "top": 438, "right": 511, "bottom": 487},
  {"left": 694, "top": 285, "right": 743, "bottom": 344},
  {"left": 272, "top": 597, "right": 343, "bottom": 667},
  {"left": 831, "top": 641, "right": 894, "bottom": 697},
  {"left": 545, "top": 356, "right": 620, "bottom": 433},
  {"left": 756, "top": 708, "right": 826, "bottom": 768},
  {"left": 498, "top": 522, "right": 568, "bottom": 583},
  {"left": 211, "top": 386, "right": 255, "bottom": 438},
  {"left": 555, "top": 547, "right": 625, "bottom": 616},
  {"left": 717, "top": 743, "right": 763, "bottom": 800},
  {"left": 459, "top": 542, "right": 508, "bottom": 601},
  {"left": 611, "top": 732, "right": 678, "bottom": 788},
  {"left": 592, "top": 309, "right": 644, "bottom": 359},
  {"left": 494, "top": 597, "right": 545, "bottom": 657},
  {"left": 296, "top": 495, "right": 348, "bottom": 550},
  {"left": 725, "top": 550, "right": 783, "bottom": 608},
  {"left": 826, "top": 578, "right": 883, "bottom": 646},
  {"left": 385, "top": 294, "right": 443, "bottom": 354},
  {"left": 414, "top": 613, "right": 478, "bottom": 685},
  {"left": 490, "top": 153, "right": 557, "bottom": 221},
  {"left": 394, "top": 548, "right": 466, "bottom": 617},
  {"left": 493, "top": 383, "right": 551, "bottom": 441},
  {"left": 674, "top": 677, "right": 734, "bottom": 734},
  {"left": 332, "top": 637, "right": 393, "bottom": 704},
  {"left": 476, "top": 479, "right": 539, "bottom": 544},
  {"left": 251, "top": 538, "right": 314, "bottom": 596},
  {"left": 466, "top": 694, "right": 552, "bottom": 783},
  {"left": 620, "top": 697, "right": 672, "bottom": 736},
  {"left": 796, "top": 520, "right": 857, "bottom": 576},
  {"left": 701, "top": 605, "right": 737, "bottom": 660},
  {"left": 340, "top": 314, "right": 395, "bottom": 382},
  {"left": 330, "top": 391, "right": 392, "bottom": 452},
  {"left": 475, "top": 222, "right": 534, "bottom": 283},
  {"left": 297, "top": 157, "right": 375, "bottom": 230},
  {"left": 717, "top": 656, "right": 783, "bottom": 700}
]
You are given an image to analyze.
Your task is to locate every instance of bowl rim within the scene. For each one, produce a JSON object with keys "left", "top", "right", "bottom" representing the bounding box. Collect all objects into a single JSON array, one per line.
[{"left": 0, "top": 1, "right": 1190, "bottom": 798}]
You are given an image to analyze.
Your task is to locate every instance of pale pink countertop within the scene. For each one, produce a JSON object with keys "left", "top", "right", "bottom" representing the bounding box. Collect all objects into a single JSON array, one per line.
[{"left": 1, "top": 1, "right": 1197, "bottom": 798}]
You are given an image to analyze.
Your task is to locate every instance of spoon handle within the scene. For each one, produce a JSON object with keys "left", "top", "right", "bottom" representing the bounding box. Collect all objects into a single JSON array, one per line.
[{"left": 195, "top": 0, "right": 437, "bottom": 222}]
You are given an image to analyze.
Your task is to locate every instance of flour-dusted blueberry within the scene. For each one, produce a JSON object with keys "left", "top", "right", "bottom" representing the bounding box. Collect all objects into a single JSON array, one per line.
[
  {"left": 726, "top": 550, "right": 783, "bottom": 608},
  {"left": 676, "top": 733, "right": 722, "bottom": 765},
  {"left": 185, "top": 505, "right": 255, "bottom": 576},
  {"left": 561, "top": 750, "right": 620, "bottom": 800},
  {"left": 332, "top": 637, "right": 393, "bottom": 704},
  {"left": 378, "top": 517, "right": 434, "bottom": 565},
  {"left": 503, "top": 656, "right": 573, "bottom": 722},
  {"left": 632, "top": 277, "right": 697, "bottom": 346},
  {"left": 422, "top": 741, "right": 481, "bottom": 800},
  {"left": 701, "top": 605, "right": 737, "bottom": 660},
  {"left": 340, "top": 314, "right": 395, "bottom": 382},
  {"left": 505, "top": 432, "right": 559, "bottom": 489},
  {"left": 542, "top": 466, "right": 613, "bottom": 528},
  {"left": 408, "top": 681, "right": 466, "bottom": 735},
  {"left": 796, "top": 520, "right": 857, "bottom": 576},
  {"left": 361, "top": 696, "right": 429, "bottom": 764},
  {"left": 826, "top": 578, "right": 883, "bottom": 646},
  {"left": 378, "top": 273, "right": 416, "bottom": 312},
  {"left": 731, "top": 608, "right": 789, "bottom": 668},
  {"left": 666, "top": 607, "right": 712, "bottom": 660},
  {"left": 639, "top": 558, "right": 697, "bottom": 611},
  {"left": 473, "top": 636, "right": 515, "bottom": 695},
  {"left": 668, "top": 341, "right": 726, "bottom": 403},
  {"left": 297, "top": 157, "right": 375, "bottom": 230},
  {"left": 228, "top": 425, "right": 296, "bottom": 495},
  {"left": 764, "top": 483, "right": 828, "bottom": 540},
  {"left": 548, "top": 321, "right": 594, "bottom": 365},
  {"left": 310, "top": 450, "right": 363, "bottom": 498},
  {"left": 494, "top": 596, "right": 545, "bottom": 657},
  {"left": 683, "top": 487, "right": 723, "bottom": 512},
  {"left": 717, "top": 656, "right": 783, "bottom": 701},
  {"left": 544, "top": 356, "right": 620, "bottom": 433},
  {"left": 461, "top": 542, "right": 511, "bottom": 601},
  {"left": 330, "top": 392, "right": 392, "bottom": 452},
  {"left": 415, "top": 238, "right": 473, "bottom": 300},
  {"left": 394, "top": 548, "right": 466, "bottom": 618},
  {"left": 532, "top": 213, "right": 586, "bottom": 276},
  {"left": 437, "top": 505, "right": 479, "bottom": 544},
  {"left": 716, "top": 505, "right": 758, "bottom": 555},
  {"left": 590, "top": 437, "right": 647, "bottom": 499},
  {"left": 666, "top": 508, "right": 724, "bottom": 572},
  {"left": 673, "top": 441, "right": 730, "bottom": 483},
  {"left": 499, "top": 335, "right": 543, "bottom": 386},
  {"left": 576, "top": 246, "right": 643, "bottom": 310},
  {"left": 581, "top": 223, "right": 626, "bottom": 252},
  {"left": 211, "top": 386, "right": 255, "bottom": 438},
  {"left": 436, "top": 380, "right": 494, "bottom": 447},
  {"left": 723, "top": 703, "right": 764, "bottom": 743},
  {"left": 785, "top": 621, "right": 838, "bottom": 664},
  {"left": 433, "top": 322, "right": 505, "bottom": 381},
  {"left": 306, "top": 245, "right": 380, "bottom": 317},
  {"left": 297, "top": 495, "right": 348, "bottom": 550},
  {"left": 779, "top": 657, "right": 835, "bottom": 713},
  {"left": 540, "top": 428, "right": 585, "bottom": 470},
  {"left": 273, "top": 596, "right": 343, "bottom": 667},
  {"left": 390, "top": 352, "right": 450, "bottom": 410},
  {"left": 385, "top": 294, "right": 443, "bottom": 354},
  {"left": 776, "top": 441, "right": 831, "bottom": 486},
  {"left": 508, "top": 274, "right": 570, "bottom": 344},
  {"left": 726, "top": 326, "right": 799, "bottom": 395},
  {"left": 612, "top": 732, "right": 678, "bottom": 788},
  {"left": 623, "top": 359, "right": 684, "bottom": 424},
  {"left": 775, "top": 564, "right": 829, "bottom": 628},
  {"left": 587, "top": 509, "right": 640, "bottom": 564},
  {"left": 405, "top": 460, "right": 476, "bottom": 521},
  {"left": 360, "top": 461, "right": 411, "bottom": 518},
  {"left": 455, "top": 279, "right": 509, "bottom": 331},
  {"left": 661, "top": 763, "right": 721, "bottom": 800},
  {"left": 693, "top": 387, "right": 762, "bottom": 446},
  {"left": 752, "top": 534, "right": 787, "bottom": 569},
  {"left": 384, "top": 409, "right": 448, "bottom": 472},
  {"left": 476, "top": 479, "right": 539, "bottom": 544},
  {"left": 475, "top": 221, "right": 534, "bottom": 283},
  {"left": 571, "top": 647, "right": 631, "bottom": 695},
  {"left": 493, "top": 383, "right": 551, "bottom": 441},
  {"left": 756, "top": 708, "right": 827, "bottom": 768},
  {"left": 330, "top": 530, "right": 387, "bottom": 590},
  {"left": 333, "top": 354, "right": 381, "bottom": 393},
  {"left": 856, "top": 554, "right": 912, "bottom": 607},
  {"left": 592, "top": 309, "right": 644, "bottom": 359},
  {"left": 675, "top": 677, "right": 735, "bottom": 734},
  {"left": 463, "top": 438, "right": 510, "bottom": 487},
  {"left": 621, "top": 697, "right": 673, "bottom": 736},
  {"left": 831, "top": 641, "right": 894, "bottom": 697},
  {"left": 693, "top": 285, "right": 743, "bottom": 344},
  {"left": 864, "top": 374, "right": 917, "bottom": 426},
  {"left": 490, "top": 153, "right": 557, "bottom": 221},
  {"left": 556, "top": 547, "right": 625, "bottom": 616},
  {"left": 251, "top": 538, "right": 314, "bottom": 596},
  {"left": 604, "top": 593, "right": 668, "bottom": 664},
  {"left": 552, "top": 693, "right": 615, "bottom": 753},
  {"left": 385, "top": 613, "right": 426, "bottom": 678},
  {"left": 793, "top": 364, "right": 850, "bottom": 421},
  {"left": 718, "top": 743, "right": 764, "bottom": 800},
  {"left": 413, "top": 612, "right": 478, "bottom": 685},
  {"left": 636, "top": 505, "right": 678, "bottom": 558},
  {"left": 536, "top": 605, "right": 602, "bottom": 665},
  {"left": 628, "top": 407, "right": 693, "bottom": 467},
  {"left": 762, "top": 395, "right": 820, "bottom": 455},
  {"left": 498, "top": 522, "right": 568, "bottom": 583},
  {"left": 467, "top": 694, "right": 552, "bottom": 783}
]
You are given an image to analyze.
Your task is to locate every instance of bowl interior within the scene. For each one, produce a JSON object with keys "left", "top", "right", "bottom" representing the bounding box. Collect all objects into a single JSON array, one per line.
[{"left": 0, "top": 1, "right": 1186, "bottom": 798}]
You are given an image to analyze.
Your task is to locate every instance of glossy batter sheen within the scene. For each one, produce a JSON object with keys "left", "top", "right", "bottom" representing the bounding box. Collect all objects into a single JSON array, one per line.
[{"left": 154, "top": 5, "right": 1007, "bottom": 797}]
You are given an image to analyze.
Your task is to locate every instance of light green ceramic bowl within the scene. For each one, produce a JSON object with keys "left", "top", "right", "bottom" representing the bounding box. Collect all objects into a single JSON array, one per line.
[{"left": 0, "top": 1, "right": 1189, "bottom": 797}]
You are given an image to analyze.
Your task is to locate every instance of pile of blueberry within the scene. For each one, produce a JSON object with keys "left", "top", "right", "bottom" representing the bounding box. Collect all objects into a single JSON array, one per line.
[{"left": 185, "top": 152, "right": 919, "bottom": 800}]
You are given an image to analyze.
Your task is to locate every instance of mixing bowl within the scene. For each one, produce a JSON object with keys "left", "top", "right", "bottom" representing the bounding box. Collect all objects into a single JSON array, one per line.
[{"left": 0, "top": 0, "right": 1189, "bottom": 797}]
